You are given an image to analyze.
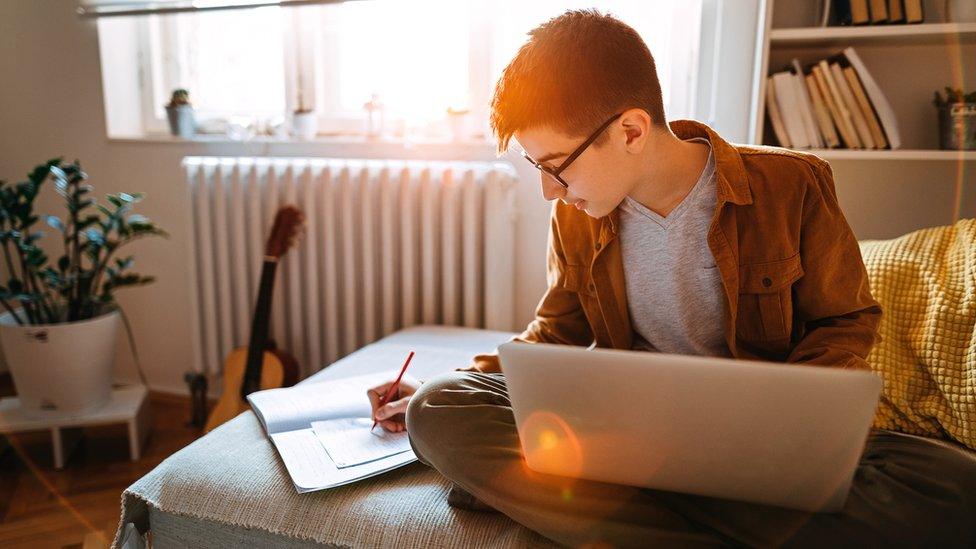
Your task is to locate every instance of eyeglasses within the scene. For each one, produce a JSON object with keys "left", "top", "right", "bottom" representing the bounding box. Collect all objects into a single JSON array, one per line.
[{"left": 520, "top": 112, "right": 623, "bottom": 188}]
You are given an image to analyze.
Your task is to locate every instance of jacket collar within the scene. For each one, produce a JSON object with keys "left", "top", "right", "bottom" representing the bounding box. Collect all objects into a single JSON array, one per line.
[{"left": 603, "top": 119, "right": 753, "bottom": 235}]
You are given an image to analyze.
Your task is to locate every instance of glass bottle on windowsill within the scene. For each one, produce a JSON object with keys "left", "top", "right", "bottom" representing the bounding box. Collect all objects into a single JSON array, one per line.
[{"left": 364, "top": 93, "right": 385, "bottom": 140}]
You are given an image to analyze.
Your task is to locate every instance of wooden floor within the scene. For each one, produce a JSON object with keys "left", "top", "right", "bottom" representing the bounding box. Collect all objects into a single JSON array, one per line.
[{"left": 0, "top": 374, "right": 203, "bottom": 548}]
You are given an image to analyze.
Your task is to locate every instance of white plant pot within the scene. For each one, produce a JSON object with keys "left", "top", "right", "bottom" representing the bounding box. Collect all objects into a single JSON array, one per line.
[
  {"left": 0, "top": 308, "right": 120, "bottom": 418},
  {"left": 292, "top": 111, "right": 318, "bottom": 140},
  {"left": 447, "top": 113, "right": 471, "bottom": 142}
]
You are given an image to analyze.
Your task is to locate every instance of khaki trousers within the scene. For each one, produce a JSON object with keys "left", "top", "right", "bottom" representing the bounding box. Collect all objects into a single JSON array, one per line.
[{"left": 405, "top": 372, "right": 976, "bottom": 548}]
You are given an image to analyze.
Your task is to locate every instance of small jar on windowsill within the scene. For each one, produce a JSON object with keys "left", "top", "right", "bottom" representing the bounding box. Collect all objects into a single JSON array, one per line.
[{"left": 292, "top": 109, "right": 318, "bottom": 140}]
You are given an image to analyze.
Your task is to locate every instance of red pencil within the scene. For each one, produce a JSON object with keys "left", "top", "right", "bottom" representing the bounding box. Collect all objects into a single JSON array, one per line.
[{"left": 371, "top": 350, "right": 416, "bottom": 431}]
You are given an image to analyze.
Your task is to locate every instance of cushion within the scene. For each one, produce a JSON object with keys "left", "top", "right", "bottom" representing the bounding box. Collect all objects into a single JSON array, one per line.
[{"left": 860, "top": 218, "right": 976, "bottom": 449}]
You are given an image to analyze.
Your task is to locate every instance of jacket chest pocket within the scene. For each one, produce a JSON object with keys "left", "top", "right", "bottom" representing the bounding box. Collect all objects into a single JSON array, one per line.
[
  {"left": 736, "top": 254, "right": 803, "bottom": 344},
  {"left": 553, "top": 263, "right": 583, "bottom": 292},
  {"left": 554, "top": 263, "right": 598, "bottom": 298}
]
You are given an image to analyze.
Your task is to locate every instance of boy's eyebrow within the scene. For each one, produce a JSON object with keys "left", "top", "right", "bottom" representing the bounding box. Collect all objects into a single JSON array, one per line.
[{"left": 535, "top": 151, "right": 568, "bottom": 164}]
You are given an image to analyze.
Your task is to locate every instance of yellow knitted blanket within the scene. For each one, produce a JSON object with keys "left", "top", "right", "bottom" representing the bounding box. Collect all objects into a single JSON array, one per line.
[{"left": 860, "top": 218, "right": 976, "bottom": 450}]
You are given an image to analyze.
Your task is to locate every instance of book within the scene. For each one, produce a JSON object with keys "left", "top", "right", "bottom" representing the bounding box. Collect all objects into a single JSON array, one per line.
[
  {"left": 817, "top": 60, "right": 862, "bottom": 148},
  {"left": 804, "top": 70, "right": 841, "bottom": 148},
  {"left": 819, "top": 0, "right": 833, "bottom": 26},
  {"left": 887, "top": 0, "right": 904, "bottom": 23},
  {"left": 766, "top": 76, "right": 792, "bottom": 148},
  {"left": 903, "top": 0, "right": 923, "bottom": 23},
  {"left": 843, "top": 47, "right": 901, "bottom": 148},
  {"left": 247, "top": 372, "right": 417, "bottom": 493},
  {"left": 791, "top": 59, "right": 825, "bottom": 148},
  {"left": 809, "top": 65, "right": 847, "bottom": 148},
  {"left": 869, "top": 0, "right": 888, "bottom": 22},
  {"left": 772, "top": 71, "right": 811, "bottom": 148},
  {"left": 841, "top": 64, "right": 889, "bottom": 148},
  {"left": 850, "top": 0, "right": 871, "bottom": 25},
  {"left": 829, "top": 58, "right": 875, "bottom": 148}
]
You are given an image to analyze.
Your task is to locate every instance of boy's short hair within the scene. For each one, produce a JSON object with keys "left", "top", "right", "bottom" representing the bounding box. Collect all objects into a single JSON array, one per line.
[{"left": 490, "top": 9, "right": 668, "bottom": 155}]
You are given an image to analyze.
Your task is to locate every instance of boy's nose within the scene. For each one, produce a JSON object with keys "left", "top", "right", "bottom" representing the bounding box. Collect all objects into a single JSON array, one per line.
[{"left": 540, "top": 173, "right": 565, "bottom": 202}]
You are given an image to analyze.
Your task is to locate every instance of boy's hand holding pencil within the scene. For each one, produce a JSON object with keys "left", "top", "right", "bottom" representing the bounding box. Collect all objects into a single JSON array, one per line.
[{"left": 367, "top": 351, "right": 422, "bottom": 433}]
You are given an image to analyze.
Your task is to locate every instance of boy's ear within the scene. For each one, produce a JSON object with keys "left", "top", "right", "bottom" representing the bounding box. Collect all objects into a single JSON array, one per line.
[{"left": 620, "top": 108, "right": 651, "bottom": 150}]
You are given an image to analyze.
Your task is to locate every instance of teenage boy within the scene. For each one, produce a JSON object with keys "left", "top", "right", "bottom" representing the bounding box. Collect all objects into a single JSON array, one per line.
[{"left": 367, "top": 10, "right": 976, "bottom": 548}]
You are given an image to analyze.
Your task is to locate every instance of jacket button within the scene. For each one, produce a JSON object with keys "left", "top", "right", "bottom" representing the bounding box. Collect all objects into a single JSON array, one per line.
[
  {"left": 762, "top": 277, "right": 772, "bottom": 288},
  {"left": 594, "top": 242, "right": 602, "bottom": 251}
]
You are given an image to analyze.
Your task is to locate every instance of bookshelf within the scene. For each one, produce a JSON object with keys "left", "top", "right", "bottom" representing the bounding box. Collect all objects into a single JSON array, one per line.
[
  {"left": 809, "top": 148, "right": 976, "bottom": 160},
  {"left": 749, "top": 0, "right": 976, "bottom": 239},
  {"left": 770, "top": 22, "right": 976, "bottom": 46}
]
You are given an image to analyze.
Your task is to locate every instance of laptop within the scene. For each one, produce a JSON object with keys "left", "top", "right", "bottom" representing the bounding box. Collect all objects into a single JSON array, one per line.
[{"left": 497, "top": 342, "right": 882, "bottom": 512}]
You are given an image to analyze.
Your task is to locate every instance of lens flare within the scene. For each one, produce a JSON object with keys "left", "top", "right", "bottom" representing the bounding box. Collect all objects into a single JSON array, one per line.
[{"left": 519, "top": 410, "right": 584, "bottom": 478}]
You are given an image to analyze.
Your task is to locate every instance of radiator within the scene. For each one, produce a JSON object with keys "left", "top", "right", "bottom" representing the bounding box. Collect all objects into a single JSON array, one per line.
[{"left": 183, "top": 157, "right": 518, "bottom": 379}]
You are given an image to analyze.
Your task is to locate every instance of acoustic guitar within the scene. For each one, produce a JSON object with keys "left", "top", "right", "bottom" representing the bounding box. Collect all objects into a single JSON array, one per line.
[{"left": 205, "top": 206, "right": 304, "bottom": 432}]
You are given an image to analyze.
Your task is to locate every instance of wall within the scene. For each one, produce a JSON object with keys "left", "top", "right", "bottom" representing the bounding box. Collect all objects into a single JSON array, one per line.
[{"left": 0, "top": 1, "right": 552, "bottom": 391}]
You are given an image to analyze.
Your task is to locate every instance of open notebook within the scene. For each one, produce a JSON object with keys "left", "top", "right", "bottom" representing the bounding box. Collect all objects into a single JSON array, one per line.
[{"left": 247, "top": 372, "right": 417, "bottom": 493}]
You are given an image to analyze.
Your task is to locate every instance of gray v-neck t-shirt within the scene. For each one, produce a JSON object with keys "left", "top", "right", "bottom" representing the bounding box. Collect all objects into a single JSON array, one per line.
[{"left": 617, "top": 137, "right": 731, "bottom": 357}]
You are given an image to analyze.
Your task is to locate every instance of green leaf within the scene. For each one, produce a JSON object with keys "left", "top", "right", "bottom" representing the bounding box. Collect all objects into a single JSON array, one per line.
[
  {"left": 78, "top": 215, "right": 100, "bottom": 229},
  {"left": 31, "top": 160, "right": 60, "bottom": 186},
  {"left": 107, "top": 195, "right": 123, "bottom": 208},
  {"left": 105, "top": 273, "right": 155, "bottom": 290},
  {"left": 45, "top": 215, "right": 65, "bottom": 232},
  {"left": 115, "top": 255, "right": 134, "bottom": 270},
  {"left": 27, "top": 248, "right": 47, "bottom": 266},
  {"left": 85, "top": 228, "right": 105, "bottom": 245}
]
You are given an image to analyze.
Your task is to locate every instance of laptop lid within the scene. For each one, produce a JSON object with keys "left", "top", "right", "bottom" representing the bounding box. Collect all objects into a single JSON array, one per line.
[{"left": 497, "top": 342, "right": 882, "bottom": 512}]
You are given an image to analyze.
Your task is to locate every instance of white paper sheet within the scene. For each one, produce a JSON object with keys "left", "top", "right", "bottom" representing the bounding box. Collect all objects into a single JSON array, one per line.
[
  {"left": 271, "top": 429, "right": 416, "bottom": 493},
  {"left": 312, "top": 417, "right": 412, "bottom": 469}
]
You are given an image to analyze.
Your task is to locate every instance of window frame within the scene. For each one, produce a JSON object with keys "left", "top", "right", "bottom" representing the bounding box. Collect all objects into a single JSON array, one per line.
[{"left": 130, "top": 2, "right": 707, "bottom": 139}]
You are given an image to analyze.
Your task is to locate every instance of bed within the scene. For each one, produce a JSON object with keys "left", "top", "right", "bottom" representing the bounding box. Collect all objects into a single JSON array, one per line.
[{"left": 113, "top": 326, "right": 557, "bottom": 548}]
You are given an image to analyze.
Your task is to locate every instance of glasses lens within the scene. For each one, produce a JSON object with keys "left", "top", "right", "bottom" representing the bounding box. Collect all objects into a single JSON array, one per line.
[
  {"left": 542, "top": 169, "right": 566, "bottom": 188},
  {"left": 521, "top": 149, "right": 567, "bottom": 187}
]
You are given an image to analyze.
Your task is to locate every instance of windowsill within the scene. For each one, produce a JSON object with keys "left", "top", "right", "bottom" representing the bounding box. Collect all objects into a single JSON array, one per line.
[{"left": 107, "top": 132, "right": 498, "bottom": 150}]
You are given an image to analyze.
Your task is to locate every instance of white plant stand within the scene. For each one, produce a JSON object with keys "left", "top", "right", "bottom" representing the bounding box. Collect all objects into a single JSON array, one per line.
[{"left": 0, "top": 384, "right": 150, "bottom": 469}]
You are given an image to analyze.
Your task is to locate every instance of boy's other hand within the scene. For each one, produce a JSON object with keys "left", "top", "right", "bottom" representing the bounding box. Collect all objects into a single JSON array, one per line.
[{"left": 367, "top": 374, "right": 422, "bottom": 433}]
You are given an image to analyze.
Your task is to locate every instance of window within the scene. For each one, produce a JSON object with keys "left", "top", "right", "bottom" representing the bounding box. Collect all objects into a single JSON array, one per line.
[
  {"left": 140, "top": 6, "right": 288, "bottom": 133},
  {"left": 100, "top": 0, "right": 704, "bottom": 139}
]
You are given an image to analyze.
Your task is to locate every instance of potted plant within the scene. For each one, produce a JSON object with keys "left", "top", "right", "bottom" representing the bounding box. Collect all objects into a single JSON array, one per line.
[
  {"left": 933, "top": 87, "right": 976, "bottom": 151},
  {"left": 291, "top": 87, "right": 317, "bottom": 140},
  {"left": 165, "top": 88, "right": 196, "bottom": 138},
  {"left": 0, "top": 159, "right": 166, "bottom": 417}
]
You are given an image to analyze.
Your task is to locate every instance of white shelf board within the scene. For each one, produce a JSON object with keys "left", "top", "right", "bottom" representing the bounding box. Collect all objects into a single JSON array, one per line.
[
  {"left": 770, "top": 23, "right": 976, "bottom": 47},
  {"left": 802, "top": 149, "right": 976, "bottom": 161},
  {"left": 0, "top": 384, "right": 147, "bottom": 431}
]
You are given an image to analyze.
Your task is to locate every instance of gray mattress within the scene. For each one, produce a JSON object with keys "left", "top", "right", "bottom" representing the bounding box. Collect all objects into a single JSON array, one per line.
[{"left": 114, "top": 326, "right": 557, "bottom": 548}]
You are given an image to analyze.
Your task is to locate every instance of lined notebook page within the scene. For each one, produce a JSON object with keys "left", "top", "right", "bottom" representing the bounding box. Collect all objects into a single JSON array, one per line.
[{"left": 312, "top": 418, "right": 412, "bottom": 468}]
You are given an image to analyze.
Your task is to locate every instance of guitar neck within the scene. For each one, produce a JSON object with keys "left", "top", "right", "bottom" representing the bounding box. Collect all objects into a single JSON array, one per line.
[{"left": 241, "top": 259, "right": 278, "bottom": 399}]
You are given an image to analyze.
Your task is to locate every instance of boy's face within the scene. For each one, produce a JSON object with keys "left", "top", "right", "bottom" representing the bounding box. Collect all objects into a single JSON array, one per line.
[{"left": 514, "top": 119, "right": 638, "bottom": 219}]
